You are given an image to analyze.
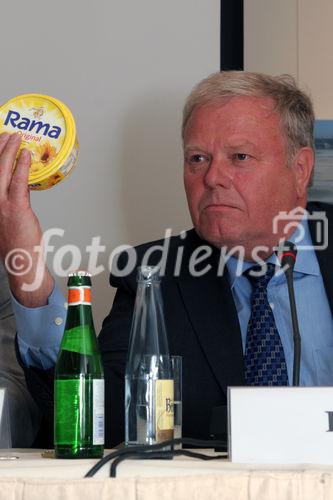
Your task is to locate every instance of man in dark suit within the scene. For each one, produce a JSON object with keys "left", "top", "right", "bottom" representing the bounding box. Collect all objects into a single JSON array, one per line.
[
  {"left": 99, "top": 200, "right": 333, "bottom": 447},
  {"left": 0, "top": 71, "right": 331, "bottom": 448},
  {"left": 98, "top": 72, "right": 325, "bottom": 446}
]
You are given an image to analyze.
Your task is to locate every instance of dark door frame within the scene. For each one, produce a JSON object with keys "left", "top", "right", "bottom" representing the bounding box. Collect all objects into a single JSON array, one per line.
[{"left": 220, "top": 0, "right": 244, "bottom": 70}]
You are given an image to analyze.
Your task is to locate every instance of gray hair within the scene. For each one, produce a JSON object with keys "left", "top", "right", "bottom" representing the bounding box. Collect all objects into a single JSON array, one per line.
[{"left": 182, "top": 71, "right": 315, "bottom": 162}]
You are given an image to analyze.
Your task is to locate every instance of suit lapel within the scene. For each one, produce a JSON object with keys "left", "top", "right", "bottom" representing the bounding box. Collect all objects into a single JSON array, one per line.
[{"left": 176, "top": 239, "right": 244, "bottom": 394}]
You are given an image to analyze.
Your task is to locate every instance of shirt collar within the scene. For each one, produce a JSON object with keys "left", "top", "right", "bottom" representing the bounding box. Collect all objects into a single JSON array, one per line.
[
  {"left": 225, "top": 215, "right": 320, "bottom": 289},
  {"left": 287, "top": 215, "right": 320, "bottom": 277}
]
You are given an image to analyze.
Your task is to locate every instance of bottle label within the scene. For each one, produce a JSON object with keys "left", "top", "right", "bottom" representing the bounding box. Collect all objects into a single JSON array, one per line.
[
  {"left": 60, "top": 325, "right": 96, "bottom": 355},
  {"left": 55, "top": 377, "right": 104, "bottom": 446},
  {"left": 93, "top": 379, "right": 105, "bottom": 445},
  {"left": 155, "top": 379, "right": 174, "bottom": 441},
  {"left": 68, "top": 286, "right": 91, "bottom": 305}
]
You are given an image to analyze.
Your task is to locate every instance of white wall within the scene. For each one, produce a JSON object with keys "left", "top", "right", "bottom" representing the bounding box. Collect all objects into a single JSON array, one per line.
[
  {"left": 244, "top": 0, "right": 298, "bottom": 77},
  {"left": 244, "top": 0, "right": 333, "bottom": 118},
  {"left": 0, "top": 0, "right": 220, "bottom": 330}
]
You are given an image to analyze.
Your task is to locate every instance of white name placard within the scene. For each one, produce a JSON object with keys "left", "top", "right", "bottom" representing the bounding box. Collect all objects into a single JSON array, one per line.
[{"left": 228, "top": 387, "right": 333, "bottom": 464}]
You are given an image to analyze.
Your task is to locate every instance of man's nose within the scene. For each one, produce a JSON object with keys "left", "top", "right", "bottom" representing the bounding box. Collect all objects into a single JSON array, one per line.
[{"left": 204, "top": 158, "right": 234, "bottom": 189}]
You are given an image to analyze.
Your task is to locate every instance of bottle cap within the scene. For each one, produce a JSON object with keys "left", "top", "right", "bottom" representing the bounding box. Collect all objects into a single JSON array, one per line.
[
  {"left": 67, "top": 271, "right": 92, "bottom": 288},
  {"left": 68, "top": 271, "right": 92, "bottom": 278}
]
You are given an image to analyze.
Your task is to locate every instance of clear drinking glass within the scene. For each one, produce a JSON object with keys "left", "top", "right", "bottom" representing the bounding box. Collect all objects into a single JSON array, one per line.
[
  {"left": 125, "top": 354, "right": 173, "bottom": 445},
  {"left": 0, "top": 388, "right": 11, "bottom": 448}
]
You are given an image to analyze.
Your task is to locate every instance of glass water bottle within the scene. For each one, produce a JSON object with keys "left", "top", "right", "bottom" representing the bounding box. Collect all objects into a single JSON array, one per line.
[{"left": 125, "top": 266, "right": 174, "bottom": 445}]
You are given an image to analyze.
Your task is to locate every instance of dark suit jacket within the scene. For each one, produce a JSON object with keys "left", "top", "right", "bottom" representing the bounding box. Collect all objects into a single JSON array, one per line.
[{"left": 21, "top": 201, "right": 333, "bottom": 448}]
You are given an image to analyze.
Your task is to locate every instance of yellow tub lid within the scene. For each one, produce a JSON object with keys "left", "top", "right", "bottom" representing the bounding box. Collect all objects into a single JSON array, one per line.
[{"left": 0, "top": 93, "right": 77, "bottom": 183}]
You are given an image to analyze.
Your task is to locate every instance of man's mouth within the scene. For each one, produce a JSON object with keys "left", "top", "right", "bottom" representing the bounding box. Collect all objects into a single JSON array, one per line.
[{"left": 203, "top": 203, "right": 240, "bottom": 211}]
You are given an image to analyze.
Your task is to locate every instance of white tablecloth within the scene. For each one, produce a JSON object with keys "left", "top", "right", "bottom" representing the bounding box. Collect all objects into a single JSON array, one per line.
[{"left": 1, "top": 449, "right": 333, "bottom": 500}]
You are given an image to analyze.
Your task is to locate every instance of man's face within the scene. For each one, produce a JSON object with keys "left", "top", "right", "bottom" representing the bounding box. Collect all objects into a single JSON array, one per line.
[{"left": 183, "top": 96, "right": 310, "bottom": 258}]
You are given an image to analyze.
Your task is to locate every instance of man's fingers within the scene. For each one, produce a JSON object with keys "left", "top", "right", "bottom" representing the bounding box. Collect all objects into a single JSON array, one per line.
[
  {"left": 0, "top": 133, "right": 22, "bottom": 197},
  {"left": 8, "top": 148, "right": 31, "bottom": 203},
  {"left": 0, "top": 133, "right": 11, "bottom": 155}
]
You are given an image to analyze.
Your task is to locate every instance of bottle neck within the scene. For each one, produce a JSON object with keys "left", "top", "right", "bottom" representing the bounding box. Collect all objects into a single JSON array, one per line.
[
  {"left": 68, "top": 285, "right": 92, "bottom": 306},
  {"left": 127, "top": 278, "right": 169, "bottom": 367},
  {"left": 66, "top": 285, "right": 94, "bottom": 330}
]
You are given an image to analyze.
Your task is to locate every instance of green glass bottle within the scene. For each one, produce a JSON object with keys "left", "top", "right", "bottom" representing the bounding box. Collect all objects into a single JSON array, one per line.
[{"left": 54, "top": 272, "right": 104, "bottom": 459}]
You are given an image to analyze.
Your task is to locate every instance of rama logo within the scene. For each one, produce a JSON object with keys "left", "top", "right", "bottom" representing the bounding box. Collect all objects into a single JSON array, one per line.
[{"left": 4, "top": 110, "right": 61, "bottom": 139}]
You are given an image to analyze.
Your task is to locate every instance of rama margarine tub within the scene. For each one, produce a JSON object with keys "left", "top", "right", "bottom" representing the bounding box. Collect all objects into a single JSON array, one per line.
[{"left": 0, "top": 93, "right": 79, "bottom": 190}]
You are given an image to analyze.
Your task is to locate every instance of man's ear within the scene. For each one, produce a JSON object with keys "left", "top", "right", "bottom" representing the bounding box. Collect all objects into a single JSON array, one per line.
[{"left": 292, "top": 147, "right": 314, "bottom": 198}]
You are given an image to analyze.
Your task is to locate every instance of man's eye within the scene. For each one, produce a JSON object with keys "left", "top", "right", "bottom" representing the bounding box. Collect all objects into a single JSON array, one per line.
[
  {"left": 233, "top": 153, "right": 251, "bottom": 161},
  {"left": 187, "top": 154, "right": 207, "bottom": 164}
]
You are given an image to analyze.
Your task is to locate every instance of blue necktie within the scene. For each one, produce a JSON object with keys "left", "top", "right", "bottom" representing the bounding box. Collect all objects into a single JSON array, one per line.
[{"left": 244, "top": 264, "right": 289, "bottom": 386}]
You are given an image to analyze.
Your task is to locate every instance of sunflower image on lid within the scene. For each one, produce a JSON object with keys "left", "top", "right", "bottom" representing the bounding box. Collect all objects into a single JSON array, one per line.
[{"left": 0, "top": 94, "right": 79, "bottom": 190}]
